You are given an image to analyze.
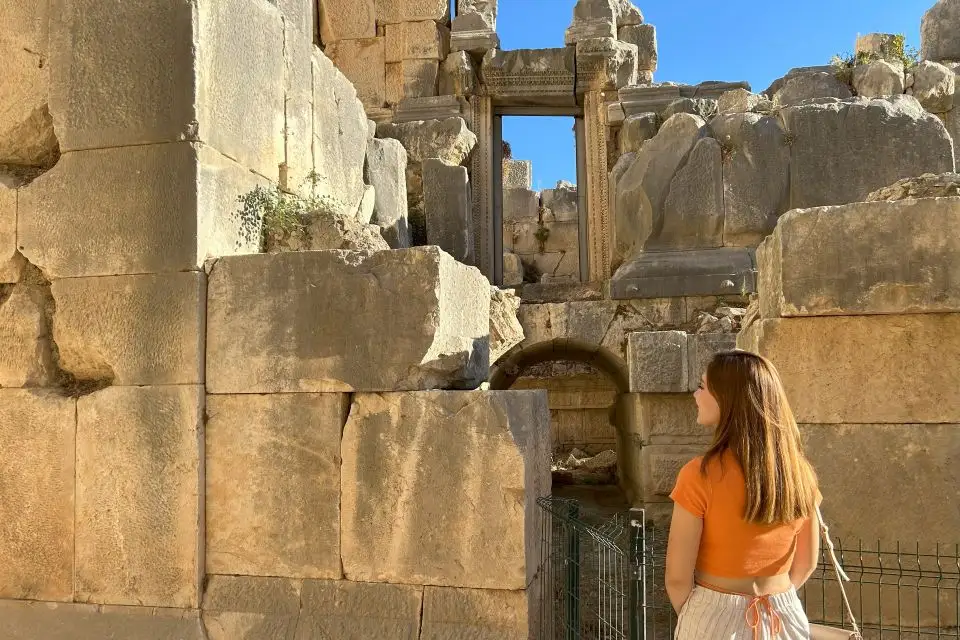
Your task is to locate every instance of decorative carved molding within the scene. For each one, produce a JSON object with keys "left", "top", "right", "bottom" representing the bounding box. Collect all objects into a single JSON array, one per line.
[
  {"left": 584, "top": 90, "right": 611, "bottom": 281},
  {"left": 479, "top": 48, "right": 576, "bottom": 105},
  {"left": 468, "top": 95, "right": 494, "bottom": 279}
]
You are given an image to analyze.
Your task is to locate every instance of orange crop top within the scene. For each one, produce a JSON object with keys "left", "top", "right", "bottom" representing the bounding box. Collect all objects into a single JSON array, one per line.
[{"left": 669, "top": 450, "right": 819, "bottom": 578}]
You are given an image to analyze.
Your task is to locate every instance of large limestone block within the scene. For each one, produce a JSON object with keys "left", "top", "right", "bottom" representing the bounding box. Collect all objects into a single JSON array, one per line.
[
  {"left": 611, "top": 248, "right": 756, "bottom": 299},
  {"left": 910, "top": 60, "right": 956, "bottom": 112},
  {"left": 619, "top": 112, "right": 658, "bottom": 154},
  {"left": 717, "top": 88, "right": 763, "bottom": 114},
  {"left": 772, "top": 71, "right": 852, "bottom": 107},
  {"left": 75, "top": 385, "right": 203, "bottom": 607},
  {"left": 687, "top": 332, "right": 737, "bottom": 386},
  {"left": 627, "top": 331, "right": 688, "bottom": 393},
  {"left": 281, "top": 7, "right": 316, "bottom": 197},
  {"left": 51, "top": 273, "right": 204, "bottom": 386},
  {"left": 618, "top": 24, "right": 657, "bottom": 72},
  {"left": 458, "top": 0, "right": 498, "bottom": 29},
  {"left": 207, "top": 247, "right": 490, "bottom": 393},
  {"left": 312, "top": 51, "right": 370, "bottom": 215},
  {"left": 503, "top": 188, "right": 539, "bottom": 221},
  {"left": 507, "top": 220, "right": 579, "bottom": 255},
  {"left": 423, "top": 159, "right": 473, "bottom": 264},
  {"left": 0, "top": 600, "right": 204, "bottom": 640},
  {"left": 851, "top": 59, "right": 905, "bottom": 98},
  {"left": 576, "top": 37, "right": 639, "bottom": 91},
  {"left": 490, "top": 286, "right": 524, "bottom": 363},
  {"left": 318, "top": 0, "right": 375, "bottom": 42},
  {"left": 738, "top": 315, "right": 960, "bottom": 424},
  {"left": 542, "top": 181, "right": 578, "bottom": 222},
  {"left": 503, "top": 160, "right": 532, "bottom": 189},
  {"left": 376, "top": 0, "right": 451, "bottom": 23},
  {"left": 387, "top": 59, "right": 440, "bottom": 103},
  {"left": 635, "top": 393, "right": 706, "bottom": 445},
  {"left": 341, "top": 390, "right": 551, "bottom": 589},
  {"left": 325, "top": 38, "right": 387, "bottom": 109},
  {"left": 295, "top": 580, "right": 424, "bottom": 639},
  {"left": 440, "top": 51, "right": 479, "bottom": 97},
  {"left": 0, "top": 285, "right": 54, "bottom": 387},
  {"left": 641, "top": 445, "right": 703, "bottom": 501},
  {"left": 614, "top": 113, "right": 704, "bottom": 262},
  {"left": 0, "top": 390, "right": 75, "bottom": 601},
  {"left": 0, "top": 0, "right": 56, "bottom": 170},
  {"left": 365, "top": 138, "right": 411, "bottom": 248},
  {"left": 564, "top": 0, "right": 617, "bottom": 44},
  {"left": 800, "top": 423, "right": 960, "bottom": 544},
  {"left": 201, "top": 575, "right": 301, "bottom": 640},
  {"left": 450, "top": 13, "right": 499, "bottom": 57},
  {"left": 866, "top": 171, "right": 960, "bottom": 200},
  {"left": 386, "top": 20, "right": 449, "bottom": 62},
  {"left": 781, "top": 96, "right": 955, "bottom": 210},
  {"left": 420, "top": 586, "right": 528, "bottom": 640},
  {"left": 759, "top": 198, "right": 960, "bottom": 317},
  {"left": 47, "top": 0, "right": 195, "bottom": 153},
  {"left": 377, "top": 117, "right": 477, "bottom": 165},
  {"left": 922, "top": 0, "right": 960, "bottom": 62},
  {"left": 710, "top": 113, "right": 789, "bottom": 246},
  {"left": 205, "top": 394, "right": 347, "bottom": 579},
  {"left": 197, "top": 0, "right": 286, "bottom": 180},
  {"left": 0, "top": 187, "right": 19, "bottom": 282},
  {"left": 197, "top": 145, "right": 272, "bottom": 257},
  {"left": 480, "top": 48, "right": 577, "bottom": 106},
  {"left": 503, "top": 251, "right": 524, "bottom": 287},
  {"left": 657, "top": 137, "right": 724, "bottom": 249},
  {"left": 263, "top": 209, "right": 389, "bottom": 253}
]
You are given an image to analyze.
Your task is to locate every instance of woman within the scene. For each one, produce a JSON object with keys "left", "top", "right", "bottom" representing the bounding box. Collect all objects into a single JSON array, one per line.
[{"left": 666, "top": 350, "right": 821, "bottom": 639}]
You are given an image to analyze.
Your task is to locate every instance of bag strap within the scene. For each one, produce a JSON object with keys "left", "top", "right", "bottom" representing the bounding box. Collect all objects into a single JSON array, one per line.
[{"left": 815, "top": 504, "right": 862, "bottom": 637}]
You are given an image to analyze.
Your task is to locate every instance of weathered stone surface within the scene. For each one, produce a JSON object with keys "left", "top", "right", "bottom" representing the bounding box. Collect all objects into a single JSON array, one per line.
[
  {"left": 687, "top": 331, "right": 736, "bottom": 387},
  {"left": 628, "top": 331, "right": 688, "bottom": 393},
  {"left": 661, "top": 97, "right": 717, "bottom": 120},
  {"left": 866, "top": 171, "right": 960, "bottom": 200},
  {"left": 386, "top": 59, "right": 440, "bottom": 103},
  {"left": 0, "top": 390, "right": 75, "bottom": 601},
  {"left": 618, "top": 112, "right": 658, "bottom": 154},
  {"left": 781, "top": 96, "right": 955, "bottom": 209},
  {"left": 296, "top": 580, "right": 423, "bottom": 639},
  {"left": 681, "top": 80, "right": 752, "bottom": 100},
  {"left": 634, "top": 393, "right": 707, "bottom": 445},
  {"left": 852, "top": 59, "right": 905, "bottom": 98},
  {"left": 856, "top": 32, "right": 900, "bottom": 57},
  {"left": 318, "top": 0, "right": 375, "bottom": 42},
  {"left": 709, "top": 112, "right": 790, "bottom": 246},
  {"left": 326, "top": 38, "right": 386, "bottom": 108},
  {"left": 440, "top": 51, "right": 479, "bottom": 96},
  {"left": 357, "top": 185, "right": 376, "bottom": 224},
  {"left": 480, "top": 48, "right": 577, "bottom": 106},
  {"left": 207, "top": 247, "right": 490, "bottom": 393},
  {"left": 196, "top": 0, "right": 286, "bottom": 180},
  {"left": 376, "top": 0, "right": 451, "bottom": 23},
  {"left": 312, "top": 50, "right": 370, "bottom": 215},
  {"left": 619, "top": 84, "right": 681, "bottom": 116},
  {"left": 910, "top": 60, "right": 955, "bottom": 112},
  {"left": 618, "top": 24, "right": 657, "bottom": 72},
  {"left": 394, "top": 96, "right": 463, "bottom": 123},
  {"left": 341, "top": 390, "right": 550, "bottom": 589},
  {"left": 608, "top": 101, "right": 626, "bottom": 124},
  {"left": 0, "top": 187, "right": 19, "bottom": 282},
  {"left": 0, "top": 284, "right": 54, "bottom": 387},
  {"left": 51, "top": 273, "right": 204, "bottom": 386},
  {"left": 503, "top": 187, "right": 539, "bottom": 220},
  {"left": 641, "top": 445, "right": 702, "bottom": 501},
  {"left": 519, "top": 250, "right": 580, "bottom": 281},
  {"left": 503, "top": 160, "right": 532, "bottom": 189},
  {"left": 265, "top": 209, "right": 389, "bottom": 253},
  {"left": 0, "top": 600, "right": 205, "bottom": 640},
  {"left": 565, "top": 0, "right": 617, "bottom": 44},
  {"left": 377, "top": 117, "right": 477, "bottom": 165},
  {"left": 717, "top": 88, "right": 763, "bottom": 114},
  {"left": 542, "top": 181, "right": 578, "bottom": 222},
  {"left": 764, "top": 65, "right": 834, "bottom": 98},
  {"left": 420, "top": 586, "right": 528, "bottom": 640},
  {"left": 800, "top": 423, "right": 960, "bottom": 544},
  {"left": 576, "top": 37, "right": 639, "bottom": 91},
  {"left": 202, "top": 575, "right": 301, "bottom": 640},
  {"left": 76, "top": 385, "right": 203, "bottom": 607},
  {"left": 450, "top": 13, "right": 500, "bottom": 56},
  {"left": 611, "top": 248, "right": 756, "bottom": 300},
  {"left": 386, "top": 20, "right": 448, "bottom": 62},
  {"left": 423, "top": 159, "right": 473, "bottom": 264},
  {"left": 365, "top": 137, "right": 411, "bottom": 248},
  {"left": 206, "top": 394, "right": 346, "bottom": 579},
  {"left": 506, "top": 220, "right": 578, "bottom": 255},
  {"left": 758, "top": 198, "right": 960, "bottom": 318},
  {"left": 490, "top": 286, "right": 524, "bottom": 363},
  {"left": 614, "top": 113, "right": 704, "bottom": 262},
  {"left": 922, "top": 0, "right": 960, "bottom": 62},
  {"left": 773, "top": 71, "right": 852, "bottom": 107},
  {"left": 737, "top": 315, "right": 960, "bottom": 423},
  {"left": 657, "top": 137, "right": 724, "bottom": 249},
  {"left": 458, "top": 0, "right": 498, "bottom": 29},
  {"left": 503, "top": 251, "right": 524, "bottom": 286}
]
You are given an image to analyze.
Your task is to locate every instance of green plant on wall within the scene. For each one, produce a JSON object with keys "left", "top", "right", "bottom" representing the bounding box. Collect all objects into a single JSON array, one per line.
[
  {"left": 830, "top": 33, "right": 920, "bottom": 83},
  {"left": 534, "top": 224, "right": 550, "bottom": 254}
]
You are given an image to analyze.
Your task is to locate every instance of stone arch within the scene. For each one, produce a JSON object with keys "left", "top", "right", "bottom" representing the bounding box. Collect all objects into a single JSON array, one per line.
[{"left": 489, "top": 338, "right": 629, "bottom": 393}]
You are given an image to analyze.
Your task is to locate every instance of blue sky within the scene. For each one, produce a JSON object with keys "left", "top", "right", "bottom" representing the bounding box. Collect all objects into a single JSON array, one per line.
[{"left": 497, "top": 0, "right": 931, "bottom": 191}]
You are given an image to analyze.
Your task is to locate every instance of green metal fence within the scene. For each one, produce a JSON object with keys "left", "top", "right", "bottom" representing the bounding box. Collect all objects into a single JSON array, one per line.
[{"left": 534, "top": 496, "right": 960, "bottom": 640}]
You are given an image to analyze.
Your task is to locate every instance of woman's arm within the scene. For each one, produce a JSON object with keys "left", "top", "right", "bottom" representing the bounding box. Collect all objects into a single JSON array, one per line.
[
  {"left": 665, "top": 504, "right": 703, "bottom": 614},
  {"left": 789, "top": 509, "right": 821, "bottom": 589}
]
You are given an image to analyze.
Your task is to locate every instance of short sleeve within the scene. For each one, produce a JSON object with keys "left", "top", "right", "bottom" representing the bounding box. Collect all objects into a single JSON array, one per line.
[{"left": 670, "top": 458, "right": 709, "bottom": 518}]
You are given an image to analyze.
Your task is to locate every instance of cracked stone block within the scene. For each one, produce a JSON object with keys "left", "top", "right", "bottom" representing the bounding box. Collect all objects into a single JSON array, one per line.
[
  {"left": 295, "top": 580, "right": 424, "bottom": 639},
  {"left": 365, "top": 138, "right": 411, "bottom": 248},
  {"left": 205, "top": 394, "right": 347, "bottom": 579},
  {"left": 0, "top": 187, "right": 21, "bottom": 282},
  {"left": 738, "top": 315, "right": 960, "bottom": 424},
  {"left": 420, "top": 586, "right": 528, "bottom": 640},
  {"left": 0, "top": 284, "right": 55, "bottom": 387},
  {"left": 440, "top": 51, "right": 479, "bottom": 97},
  {"left": 206, "top": 247, "right": 490, "bottom": 393},
  {"left": 656, "top": 137, "right": 724, "bottom": 250},
  {"left": 852, "top": 59, "right": 905, "bottom": 98},
  {"left": 51, "top": 272, "right": 205, "bottom": 386},
  {"left": 0, "top": 390, "right": 75, "bottom": 601},
  {"left": 502, "top": 188, "right": 539, "bottom": 221},
  {"left": 376, "top": 117, "right": 477, "bottom": 166},
  {"left": 386, "top": 59, "right": 439, "bottom": 103},
  {"left": 628, "top": 331, "right": 688, "bottom": 393},
  {"left": 490, "top": 287, "right": 524, "bottom": 363},
  {"left": 341, "top": 390, "right": 550, "bottom": 590},
  {"left": 618, "top": 24, "right": 657, "bottom": 72},
  {"left": 325, "top": 37, "right": 387, "bottom": 110},
  {"left": 423, "top": 159, "right": 473, "bottom": 264},
  {"left": 772, "top": 72, "right": 852, "bottom": 108},
  {"left": 910, "top": 60, "right": 955, "bottom": 112},
  {"left": 0, "top": 600, "right": 205, "bottom": 640},
  {"left": 922, "top": 0, "right": 960, "bottom": 61},
  {"left": 386, "top": 20, "right": 449, "bottom": 62},
  {"left": 318, "top": 0, "right": 375, "bottom": 42},
  {"left": 75, "top": 385, "right": 203, "bottom": 608},
  {"left": 201, "top": 575, "right": 302, "bottom": 640}
]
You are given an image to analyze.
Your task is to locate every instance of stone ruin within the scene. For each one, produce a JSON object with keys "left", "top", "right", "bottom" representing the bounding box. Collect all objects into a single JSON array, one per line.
[{"left": 2, "top": 0, "right": 960, "bottom": 636}]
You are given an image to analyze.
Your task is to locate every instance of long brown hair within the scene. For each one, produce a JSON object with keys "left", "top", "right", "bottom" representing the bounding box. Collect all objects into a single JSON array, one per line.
[{"left": 701, "top": 350, "right": 818, "bottom": 525}]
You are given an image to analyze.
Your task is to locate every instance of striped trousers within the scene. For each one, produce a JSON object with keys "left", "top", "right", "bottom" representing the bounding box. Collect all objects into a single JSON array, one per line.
[{"left": 674, "top": 584, "right": 811, "bottom": 639}]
